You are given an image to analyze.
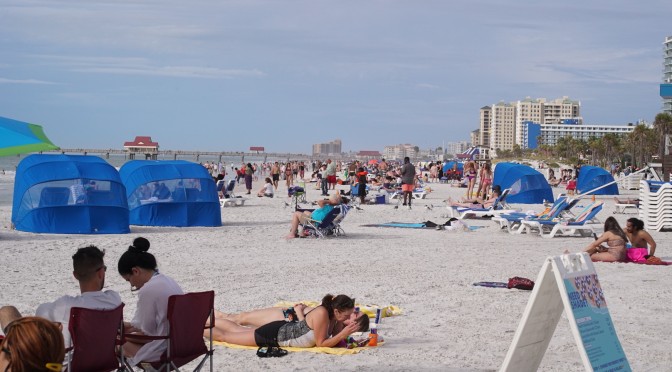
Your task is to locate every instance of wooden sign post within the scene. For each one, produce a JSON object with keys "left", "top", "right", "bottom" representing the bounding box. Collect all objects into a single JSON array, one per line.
[{"left": 500, "top": 253, "right": 631, "bottom": 372}]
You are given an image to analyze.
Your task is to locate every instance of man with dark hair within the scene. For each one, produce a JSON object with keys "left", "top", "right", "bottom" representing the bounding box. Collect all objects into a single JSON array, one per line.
[
  {"left": 0, "top": 245, "right": 121, "bottom": 346},
  {"left": 400, "top": 156, "right": 416, "bottom": 209},
  {"left": 625, "top": 218, "right": 657, "bottom": 257}
]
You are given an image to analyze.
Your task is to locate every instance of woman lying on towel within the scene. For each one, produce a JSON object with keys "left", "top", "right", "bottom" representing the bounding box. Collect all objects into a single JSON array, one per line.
[
  {"left": 584, "top": 216, "right": 627, "bottom": 262},
  {"left": 209, "top": 294, "right": 369, "bottom": 348},
  {"left": 446, "top": 186, "right": 500, "bottom": 209}
]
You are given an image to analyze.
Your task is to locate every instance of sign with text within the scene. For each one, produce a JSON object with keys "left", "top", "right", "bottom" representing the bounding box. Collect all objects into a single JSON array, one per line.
[{"left": 500, "top": 253, "right": 631, "bottom": 372}]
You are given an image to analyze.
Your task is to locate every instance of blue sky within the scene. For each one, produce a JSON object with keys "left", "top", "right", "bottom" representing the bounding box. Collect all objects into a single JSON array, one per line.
[{"left": 1, "top": 0, "right": 670, "bottom": 153}]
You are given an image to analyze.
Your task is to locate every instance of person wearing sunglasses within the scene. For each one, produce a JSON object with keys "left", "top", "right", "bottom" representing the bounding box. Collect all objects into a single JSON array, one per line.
[
  {"left": 0, "top": 245, "right": 121, "bottom": 348},
  {"left": 0, "top": 317, "right": 65, "bottom": 372},
  {"left": 117, "top": 237, "right": 183, "bottom": 367}
]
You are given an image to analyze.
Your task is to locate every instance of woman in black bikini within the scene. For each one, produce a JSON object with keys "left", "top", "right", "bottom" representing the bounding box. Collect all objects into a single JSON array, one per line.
[{"left": 210, "top": 294, "right": 368, "bottom": 348}]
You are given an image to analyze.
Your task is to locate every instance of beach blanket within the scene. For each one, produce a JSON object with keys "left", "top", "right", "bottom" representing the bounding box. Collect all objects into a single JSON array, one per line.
[
  {"left": 595, "top": 258, "right": 672, "bottom": 266},
  {"left": 360, "top": 221, "right": 485, "bottom": 231},
  {"left": 213, "top": 341, "right": 372, "bottom": 355},
  {"left": 274, "top": 301, "right": 402, "bottom": 319}
]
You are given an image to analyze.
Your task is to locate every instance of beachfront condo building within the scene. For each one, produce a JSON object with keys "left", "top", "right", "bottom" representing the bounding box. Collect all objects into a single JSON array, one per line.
[
  {"left": 515, "top": 97, "right": 581, "bottom": 149},
  {"left": 445, "top": 141, "right": 469, "bottom": 156},
  {"left": 470, "top": 129, "right": 480, "bottom": 147},
  {"left": 662, "top": 36, "right": 672, "bottom": 115},
  {"left": 536, "top": 122, "right": 636, "bottom": 147},
  {"left": 489, "top": 102, "right": 516, "bottom": 156},
  {"left": 478, "top": 106, "right": 491, "bottom": 147},
  {"left": 312, "top": 139, "right": 342, "bottom": 156},
  {"left": 383, "top": 144, "right": 419, "bottom": 160}
]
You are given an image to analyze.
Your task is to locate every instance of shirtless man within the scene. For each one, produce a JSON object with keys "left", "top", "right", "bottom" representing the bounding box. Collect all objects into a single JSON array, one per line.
[
  {"left": 625, "top": 217, "right": 657, "bottom": 257},
  {"left": 271, "top": 162, "right": 280, "bottom": 190}
]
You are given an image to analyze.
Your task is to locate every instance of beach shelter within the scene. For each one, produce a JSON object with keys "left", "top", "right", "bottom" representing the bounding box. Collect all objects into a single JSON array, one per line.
[
  {"left": 0, "top": 116, "right": 59, "bottom": 156},
  {"left": 493, "top": 162, "right": 554, "bottom": 204},
  {"left": 119, "top": 160, "right": 221, "bottom": 227},
  {"left": 442, "top": 161, "right": 464, "bottom": 173},
  {"left": 11, "top": 154, "right": 129, "bottom": 234},
  {"left": 577, "top": 165, "right": 619, "bottom": 195}
]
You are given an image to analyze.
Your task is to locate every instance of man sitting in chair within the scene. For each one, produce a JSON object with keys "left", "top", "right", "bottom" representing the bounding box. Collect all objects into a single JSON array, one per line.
[
  {"left": 0, "top": 246, "right": 121, "bottom": 347},
  {"left": 286, "top": 193, "right": 342, "bottom": 239}
]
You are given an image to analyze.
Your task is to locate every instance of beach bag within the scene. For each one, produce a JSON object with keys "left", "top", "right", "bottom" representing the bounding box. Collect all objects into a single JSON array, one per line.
[
  {"left": 507, "top": 277, "right": 535, "bottom": 290},
  {"left": 627, "top": 248, "right": 648, "bottom": 263}
]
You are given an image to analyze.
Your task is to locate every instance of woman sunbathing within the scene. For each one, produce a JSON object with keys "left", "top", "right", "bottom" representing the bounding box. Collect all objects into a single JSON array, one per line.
[
  {"left": 446, "top": 187, "right": 500, "bottom": 209},
  {"left": 584, "top": 216, "right": 627, "bottom": 262},
  {"left": 210, "top": 294, "right": 369, "bottom": 348}
]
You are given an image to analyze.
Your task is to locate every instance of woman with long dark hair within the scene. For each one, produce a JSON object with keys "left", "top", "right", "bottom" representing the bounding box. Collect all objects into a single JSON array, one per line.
[
  {"left": 210, "top": 294, "right": 369, "bottom": 348},
  {"left": 584, "top": 216, "right": 628, "bottom": 262}
]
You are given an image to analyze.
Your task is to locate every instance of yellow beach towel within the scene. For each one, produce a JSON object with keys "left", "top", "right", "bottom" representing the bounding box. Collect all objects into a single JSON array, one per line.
[
  {"left": 213, "top": 341, "right": 381, "bottom": 355},
  {"left": 274, "top": 301, "right": 402, "bottom": 319}
]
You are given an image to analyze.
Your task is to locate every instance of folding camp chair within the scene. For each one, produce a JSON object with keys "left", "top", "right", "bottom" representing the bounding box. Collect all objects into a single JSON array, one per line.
[
  {"left": 126, "top": 291, "right": 215, "bottom": 372},
  {"left": 301, "top": 206, "right": 343, "bottom": 238},
  {"left": 66, "top": 303, "right": 127, "bottom": 372}
]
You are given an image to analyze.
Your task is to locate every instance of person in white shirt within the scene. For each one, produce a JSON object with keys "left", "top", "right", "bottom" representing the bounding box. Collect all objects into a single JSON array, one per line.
[
  {"left": 0, "top": 245, "right": 121, "bottom": 347},
  {"left": 257, "top": 177, "right": 274, "bottom": 198},
  {"left": 118, "top": 237, "right": 183, "bottom": 367}
]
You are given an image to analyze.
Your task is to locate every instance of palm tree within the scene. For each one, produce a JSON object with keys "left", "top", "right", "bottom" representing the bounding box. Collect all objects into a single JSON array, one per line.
[{"left": 653, "top": 113, "right": 672, "bottom": 157}]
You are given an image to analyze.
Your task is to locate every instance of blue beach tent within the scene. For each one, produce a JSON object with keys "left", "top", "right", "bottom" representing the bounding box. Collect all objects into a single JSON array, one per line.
[
  {"left": 577, "top": 166, "right": 619, "bottom": 195},
  {"left": 11, "top": 154, "right": 129, "bottom": 234},
  {"left": 493, "top": 162, "right": 554, "bottom": 204},
  {"left": 119, "top": 160, "right": 222, "bottom": 227}
]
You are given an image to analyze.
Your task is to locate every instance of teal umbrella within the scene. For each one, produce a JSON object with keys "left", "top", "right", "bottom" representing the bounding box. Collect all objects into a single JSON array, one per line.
[{"left": 0, "top": 116, "right": 59, "bottom": 156}]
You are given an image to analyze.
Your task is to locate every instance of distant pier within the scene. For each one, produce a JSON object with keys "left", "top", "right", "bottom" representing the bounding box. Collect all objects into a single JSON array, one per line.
[{"left": 42, "top": 148, "right": 347, "bottom": 162}]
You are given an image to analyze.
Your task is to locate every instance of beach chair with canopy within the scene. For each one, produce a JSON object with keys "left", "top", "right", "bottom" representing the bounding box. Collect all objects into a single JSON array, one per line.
[
  {"left": 119, "top": 160, "right": 221, "bottom": 227},
  {"left": 125, "top": 291, "right": 215, "bottom": 372},
  {"left": 11, "top": 154, "right": 130, "bottom": 234},
  {"left": 448, "top": 188, "right": 519, "bottom": 219},
  {"left": 66, "top": 303, "right": 127, "bottom": 372},
  {"left": 519, "top": 201, "right": 604, "bottom": 238}
]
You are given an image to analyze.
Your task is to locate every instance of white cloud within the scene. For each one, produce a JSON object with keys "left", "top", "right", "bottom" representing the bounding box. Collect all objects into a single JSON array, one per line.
[{"left": 0, "top": 77, "right": 57, "bottom": 85}]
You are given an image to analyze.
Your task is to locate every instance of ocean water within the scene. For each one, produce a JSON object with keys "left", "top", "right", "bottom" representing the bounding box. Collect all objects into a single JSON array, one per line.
[{"left": 0, "top": 153, "right": 293, "bottom": 207}]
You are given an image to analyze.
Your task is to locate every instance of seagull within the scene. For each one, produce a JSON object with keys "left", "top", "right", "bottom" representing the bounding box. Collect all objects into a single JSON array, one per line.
[
  {"left": 425, "top": 205, "right": 433, "bottom": 211},
  {"left": 283, "top": 201, "right": 291, "bottom": 208}
]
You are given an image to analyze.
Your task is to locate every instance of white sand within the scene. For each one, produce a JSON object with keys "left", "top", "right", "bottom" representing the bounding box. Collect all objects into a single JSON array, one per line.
[{"left": 1, "top": 180, "right": 671, "bottom": 371}]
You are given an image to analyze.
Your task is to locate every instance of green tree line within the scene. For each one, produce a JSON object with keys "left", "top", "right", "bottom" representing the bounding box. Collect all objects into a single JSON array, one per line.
[{"left": 495, "top": 113, "right": 672, "bottom": 168}]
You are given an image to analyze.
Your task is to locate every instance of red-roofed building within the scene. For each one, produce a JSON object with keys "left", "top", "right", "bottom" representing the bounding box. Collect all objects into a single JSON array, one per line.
[
  {"left": 123, "top": 136, "right": 159, "bottom": 160},
  {"left": 356, "top": 150, "right": 381, "bottom": 161}
]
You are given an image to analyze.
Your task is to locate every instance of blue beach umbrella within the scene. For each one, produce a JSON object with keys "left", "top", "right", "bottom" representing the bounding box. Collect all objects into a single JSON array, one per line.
[
  {"left": 493, "top": 162, "right": 554, "bottom": 204},
  {"left": 0, "top": 116, "right": 59, "bottom": 156},
  {"left": 442, "top": 161, "right": 464, "bottom": 173}
]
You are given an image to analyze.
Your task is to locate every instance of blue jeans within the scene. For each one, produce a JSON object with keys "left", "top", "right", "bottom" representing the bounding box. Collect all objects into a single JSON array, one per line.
[{"left": 321, "top": 178, "right": 328, "bottom": 195}]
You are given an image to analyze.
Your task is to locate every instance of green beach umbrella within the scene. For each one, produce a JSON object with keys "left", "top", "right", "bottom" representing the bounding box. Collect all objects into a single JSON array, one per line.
[{"left": 0, "top": 116, "right": 59, "bottom": 156}]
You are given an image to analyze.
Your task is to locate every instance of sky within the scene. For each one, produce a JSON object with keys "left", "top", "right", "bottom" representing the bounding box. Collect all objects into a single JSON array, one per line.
[{"left": 1, "top": 0, "right": 671, "bottom": 154}]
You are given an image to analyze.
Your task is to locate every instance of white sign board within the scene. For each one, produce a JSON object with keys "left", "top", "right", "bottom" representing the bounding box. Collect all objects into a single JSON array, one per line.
[{"left": 500, "top": 253, "right": 630, "bottom": 372}]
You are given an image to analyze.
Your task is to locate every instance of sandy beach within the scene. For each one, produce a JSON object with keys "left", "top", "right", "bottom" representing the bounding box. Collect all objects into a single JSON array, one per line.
[{"left": 1, "top": 178, "right": 670, "bottom": 371}]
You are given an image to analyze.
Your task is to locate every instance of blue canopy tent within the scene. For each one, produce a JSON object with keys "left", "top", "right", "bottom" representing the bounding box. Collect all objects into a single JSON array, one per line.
[
  {"left": 493, "top": 162, "right": 554, "bottom": 204},
  {"left": 119, "top": 160, "right": 221, "bottom": 227},
  {"left": 577, "top": 166, "right": 619, "bottom": 195},
  {"left": 442, "top": 161, "right": 464, "bottom": 173},
  {"left": 11, "top": 154, "right": 129, "bottom": 234}
]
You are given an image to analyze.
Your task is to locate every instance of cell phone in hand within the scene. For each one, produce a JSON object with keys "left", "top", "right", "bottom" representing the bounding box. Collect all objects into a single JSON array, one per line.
[{"left": 593, "top": 233, "right": 598, "bottom": 240}]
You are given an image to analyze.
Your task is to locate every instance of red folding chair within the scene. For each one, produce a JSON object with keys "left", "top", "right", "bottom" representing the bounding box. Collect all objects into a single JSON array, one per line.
[
  {"left": 127, "top": 291, "right": 215, "bottom": 371},
  {"left": 66, "top": 303, "right": 127, "bottom": 372}
]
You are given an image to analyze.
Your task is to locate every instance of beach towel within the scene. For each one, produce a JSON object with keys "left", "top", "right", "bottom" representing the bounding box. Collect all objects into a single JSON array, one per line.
[
  {"left": 274, "top": 301, "right": 402, "bottom": 319},
  {"left": 214, "top": 341, "right": 373, "bottom": 355},
  {"left": 594, "top": 257, "right": 672, "bottom": 266},
  {"left": 360, "top": 221, "right": 484, "bottom": 231}
]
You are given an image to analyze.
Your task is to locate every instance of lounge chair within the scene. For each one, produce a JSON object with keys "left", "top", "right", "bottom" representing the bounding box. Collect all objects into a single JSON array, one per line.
[
  {"left": 448, "top": 188, "right": 519, "bottom": 219},
  {"left": 493, "top": 196, "right": 579, "bottom": 234},
  {"left": 519, "top": 201, "right": 604, "bottom": 238},
  {"left": 219, "top": 180, "right": 245, "bottom": 207},
  {"left": 613, "top": 197, "right": 639, "bottom": 214}
]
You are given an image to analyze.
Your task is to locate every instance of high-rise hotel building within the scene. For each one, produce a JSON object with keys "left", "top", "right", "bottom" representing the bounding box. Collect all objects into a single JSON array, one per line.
[
  {"left": 490, "top": 102, "right": 516, "bottom": 155},
  {"left": 663, "top": 36, "right": 672, "bottom": 115}
]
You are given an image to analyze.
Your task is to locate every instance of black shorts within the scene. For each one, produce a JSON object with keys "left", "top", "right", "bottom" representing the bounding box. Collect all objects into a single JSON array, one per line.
[
  {"left": 254, "top": 320, "right": 285, "bottom": 347},
  {"left": 272, "top": 174, "right": 279, "bottom": 182}
]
